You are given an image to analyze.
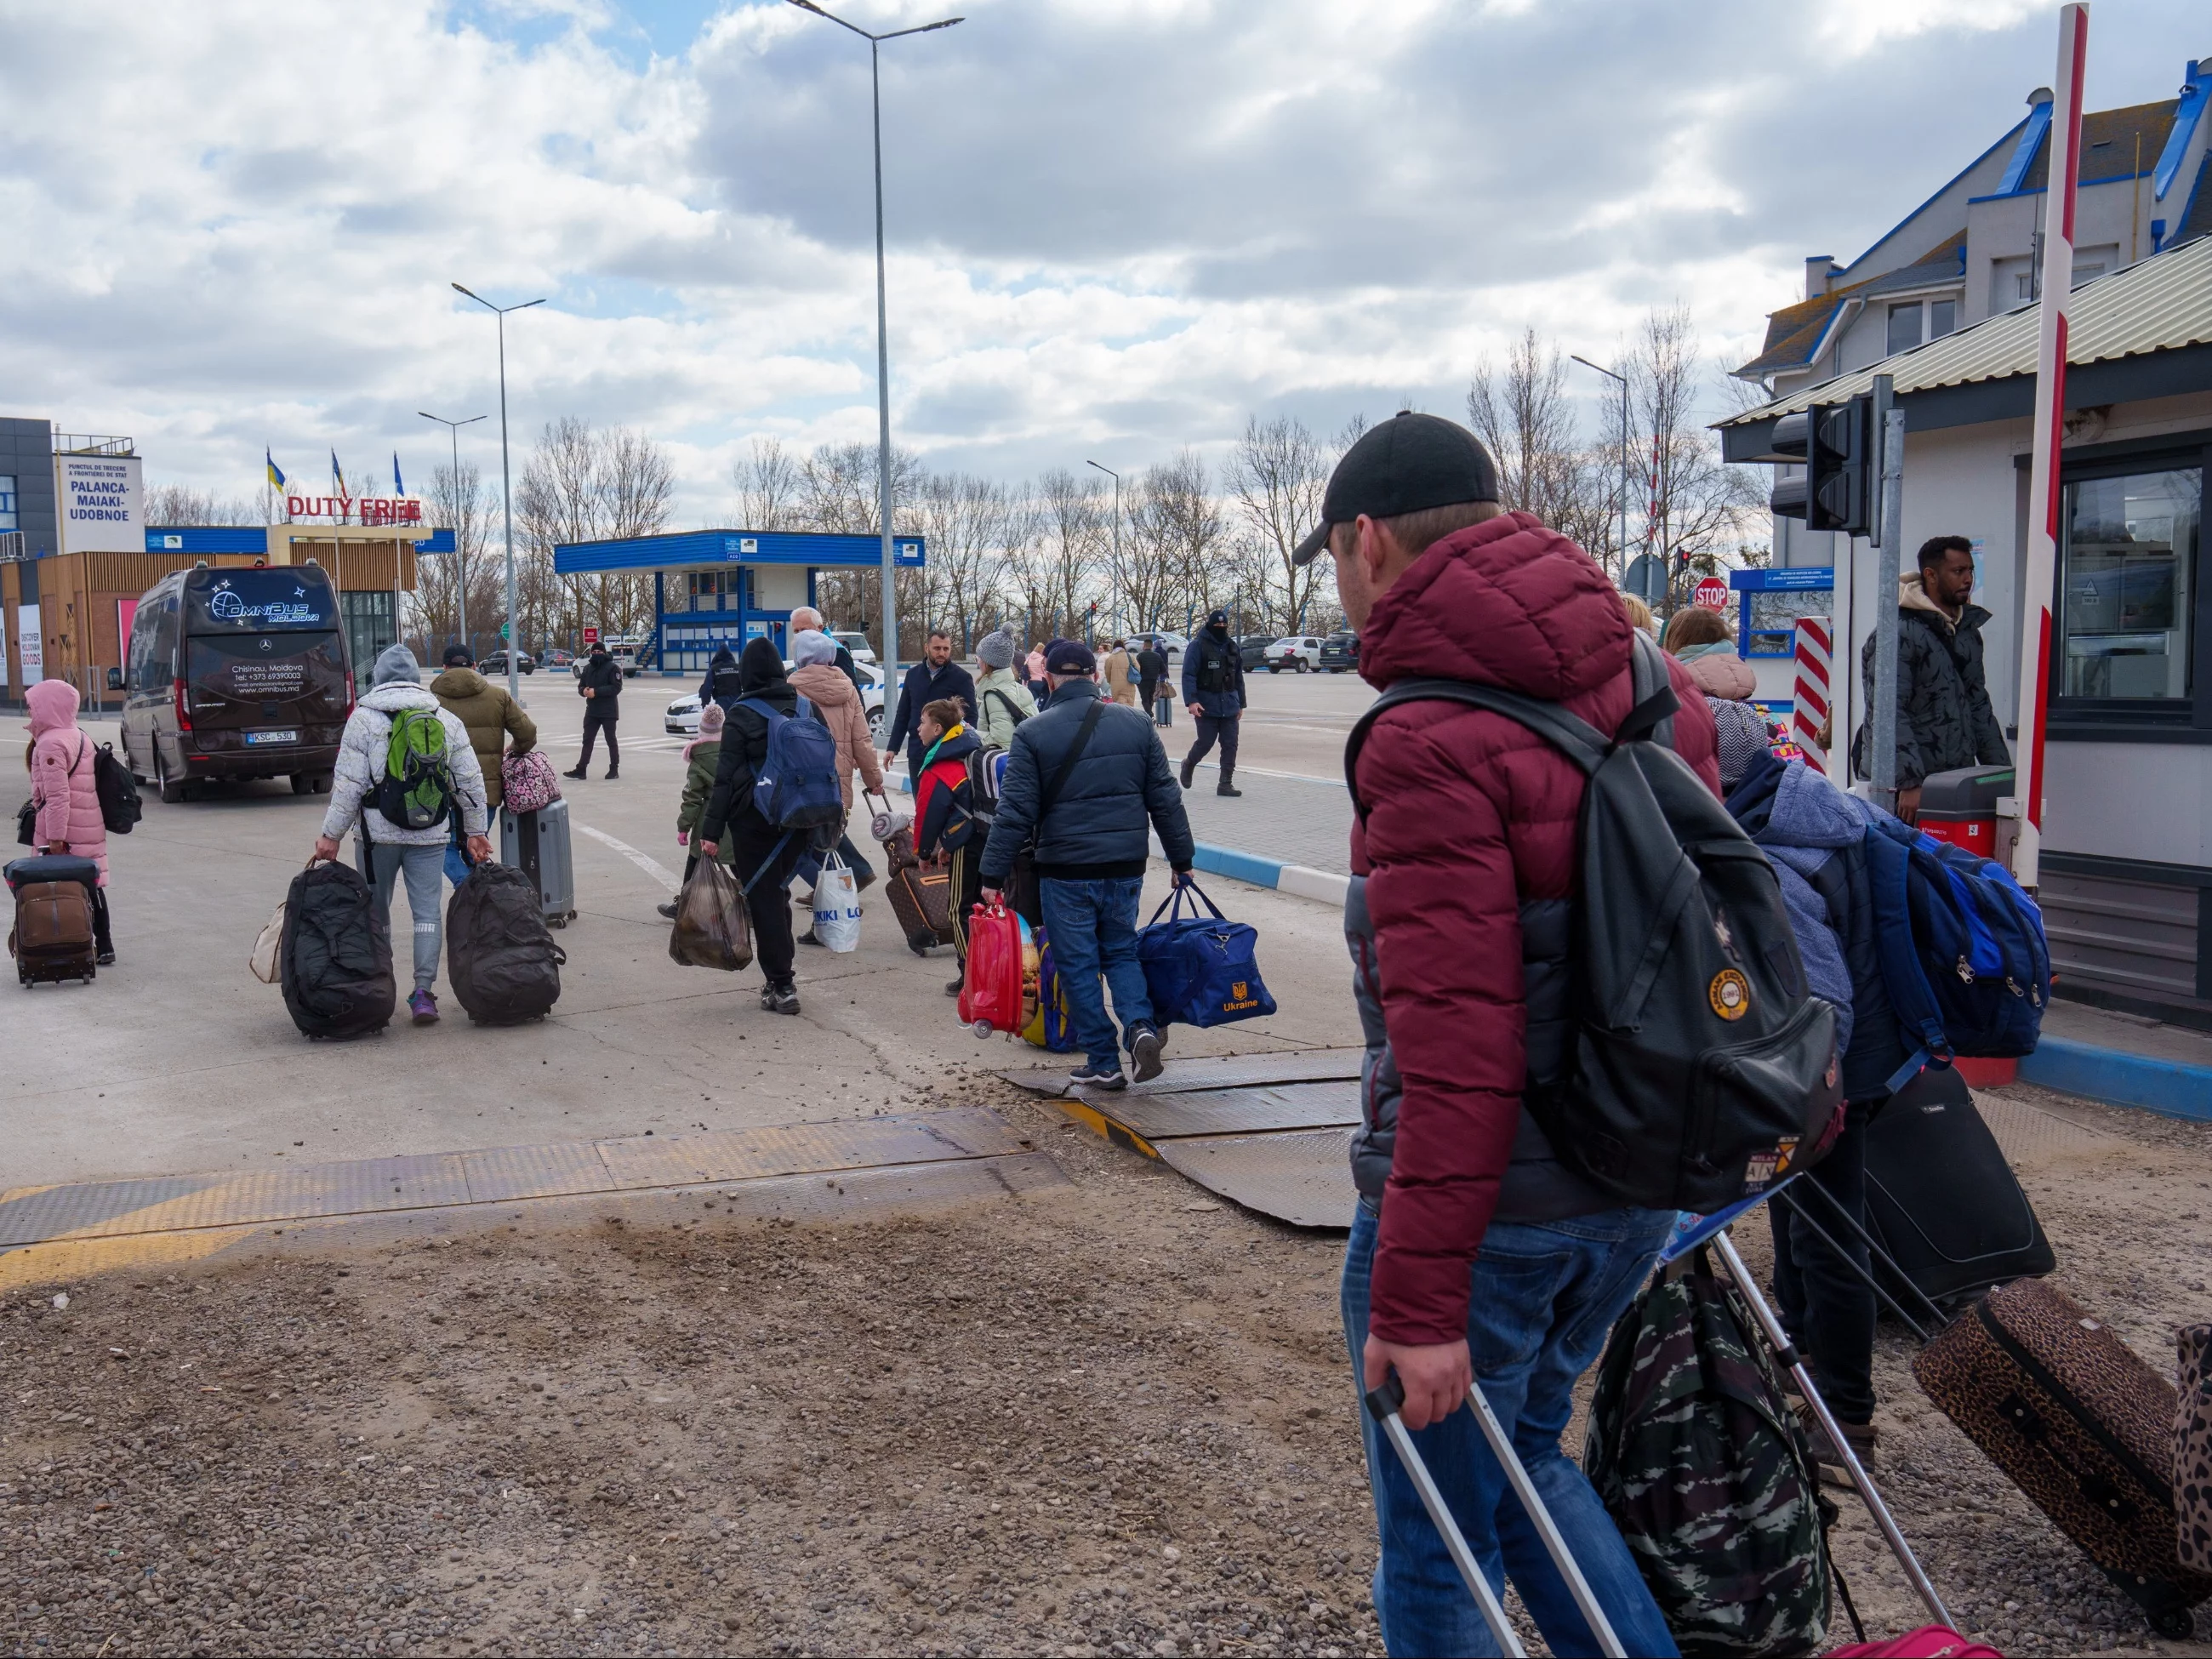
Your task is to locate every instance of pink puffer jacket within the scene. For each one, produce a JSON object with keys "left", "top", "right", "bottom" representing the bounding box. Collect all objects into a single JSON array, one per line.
[{"left": 27, "top": 679, "right": 107, "bottom": 885}]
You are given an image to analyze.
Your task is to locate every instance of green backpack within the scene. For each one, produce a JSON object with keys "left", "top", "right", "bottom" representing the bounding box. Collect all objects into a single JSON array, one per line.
[
  {"left": 1582, "top": 1251, "right": 1837, "bottom": 1656},
  {"left": 373, "top": 707, "right": 457, "bottom": 831}
]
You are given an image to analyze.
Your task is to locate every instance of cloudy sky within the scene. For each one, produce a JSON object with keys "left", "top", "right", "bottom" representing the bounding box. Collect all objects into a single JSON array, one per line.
[{"left": 1, "top": 0, "right": 2202, "bottom": 517}]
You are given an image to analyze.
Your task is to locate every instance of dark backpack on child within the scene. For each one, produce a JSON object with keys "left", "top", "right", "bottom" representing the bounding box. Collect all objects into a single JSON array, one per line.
[
  {"left": 90, "top": 742, "right": 141, "bottom": 835},
  {"left": 280, "top": 858, "right": 396, "bottom": 1040},
  {"left": 1859, "top": 810, "right": 2050, "bottom": 1090},
  {"left": 1345, "top": 633, "right": 1841, "bottom": 1213}
]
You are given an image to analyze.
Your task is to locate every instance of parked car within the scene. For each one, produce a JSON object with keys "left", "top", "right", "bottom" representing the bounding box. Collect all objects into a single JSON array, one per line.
[
  {"left": 542, "top": 647, "right": 576, "bottom": 670},
  {"left": 1318, "top": 631, "right": 1360, "bottom": 672},
  {"left": 1127, "top": 630, "right": 1188, "bottom": 670},
  {"left": 830, "top": 630, "right": 877, "bottom": 666},
  {"left": 667, "top": 658, "right": 887, "bottom": 740},
  {"left": 575, "top": 636, "right": 652, "bottom": 678},
  {"left": 479, "top": 649, "right": 536, "bottom": 676},
  {"left": 1234, "top": 633, "right": 1274, "bottom": 665},
  {"left": 1264, "top": 635, "right": 1324, "bottom": 672}
]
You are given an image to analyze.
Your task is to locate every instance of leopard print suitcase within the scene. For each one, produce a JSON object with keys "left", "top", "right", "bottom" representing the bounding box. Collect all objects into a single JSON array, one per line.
[
  {"left": 2180, "top": 1325, "right": 2212, "bottom": 1575},
  {"left": 1914, "top": 1279, "right": 2212, "bottom": 1639}
]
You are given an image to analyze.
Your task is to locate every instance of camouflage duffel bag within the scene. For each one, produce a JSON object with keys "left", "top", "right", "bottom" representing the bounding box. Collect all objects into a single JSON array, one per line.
[{"left": 1582, "top": 1250, "right": 1836, "bottom": 1656}]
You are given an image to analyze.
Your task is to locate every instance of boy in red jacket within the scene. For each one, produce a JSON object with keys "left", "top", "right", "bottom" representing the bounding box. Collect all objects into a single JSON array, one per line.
[{"left": 1299, "top": 413, "right": 1716, "bottom": 1657}]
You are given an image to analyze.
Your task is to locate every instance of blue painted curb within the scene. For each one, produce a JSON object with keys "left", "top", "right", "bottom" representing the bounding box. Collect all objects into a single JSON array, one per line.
[
  {"left": 2019, "top": 1036, "right": 2212, "bottom": 1123},
  {"left": 1190, "top": 842, "right": 1285, "bottom": 889}
]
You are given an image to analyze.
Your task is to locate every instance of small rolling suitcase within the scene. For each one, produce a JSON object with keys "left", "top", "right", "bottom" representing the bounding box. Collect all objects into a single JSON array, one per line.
[
  {"left": 7, "top": 853, "right": 100, "bottom": 986},
  {"left": 1863, "top": 1066, "right": 2055, "bottom": 1308},
  {"left": 959, "top": 900, "right": 1025, "bottom": 1036},
  {"left": 502, "top": 799, "right": 578, "bottom": 928},
  {"left": 880, "top": 824, "right": 954, "bottom": 955},
  {"left": 1913, "top": 1277, "right": 2212, "bottom": 1639}
]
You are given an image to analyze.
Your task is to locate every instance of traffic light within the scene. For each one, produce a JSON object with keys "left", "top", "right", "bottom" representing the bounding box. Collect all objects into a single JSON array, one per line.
[{"left": 1769, "top": 394, "right": 1873, "bottom": 536}]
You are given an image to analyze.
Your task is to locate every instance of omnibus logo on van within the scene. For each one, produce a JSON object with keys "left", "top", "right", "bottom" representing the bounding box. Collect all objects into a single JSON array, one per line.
[{"left": 208, "top": 583, "right": 322, "bottom": 625}]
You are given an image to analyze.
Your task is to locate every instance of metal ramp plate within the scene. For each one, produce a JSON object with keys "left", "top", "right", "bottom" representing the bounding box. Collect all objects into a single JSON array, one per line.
[
  {"left": 1157, "top": 1129, "right": 1358, "bottom": 1231},
  {"left": 1083, "top": 1080, "right": 1360, "bottom": 1141},
  {"left": 999, "top": 1046, "right": 1361, "bottom": 1097}
]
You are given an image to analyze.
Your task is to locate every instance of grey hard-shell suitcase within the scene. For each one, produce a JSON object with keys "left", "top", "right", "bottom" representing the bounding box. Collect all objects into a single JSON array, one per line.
[{"left": 502, "top": 798, "right": 578, "bottom": 928}]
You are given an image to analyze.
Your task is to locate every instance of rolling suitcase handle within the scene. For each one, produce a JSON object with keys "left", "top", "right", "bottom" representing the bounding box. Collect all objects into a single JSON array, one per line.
[
  {"left": 1707, "top": 1230, "right": 1956, "bottom": 1633},
  {"left": 1362, "top": 1375, "right": 1530, "bottom": 1659}
]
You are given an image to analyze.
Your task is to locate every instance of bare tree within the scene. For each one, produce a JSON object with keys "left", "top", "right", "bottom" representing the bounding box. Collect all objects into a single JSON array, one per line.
[
  {"left": 1032, "top": 468, "right": 1109, "bottom": 641},
  {"left": 793, "top": 441, "right": 926, "bottom": 657},
  {"left": 410, "top": 459, "right": 500, "bottom": 655},
  {"left": 143, "top": 483, "right": 259, "bottom": 526},
  {"left": 1227, "top": 415, "right": 1330, "bottom": 635},
  {"left": 1126, "top": 450, "right": 1228, "bottom": 635},
  {"left": 731, "top": 438, "right": 803, "bottom": 531},
  {"left": 515, "top": 417, "right": 674, "bottom": 650},
  {"left": 912, "top": 471, "right": 1015, "bottom": 652}
]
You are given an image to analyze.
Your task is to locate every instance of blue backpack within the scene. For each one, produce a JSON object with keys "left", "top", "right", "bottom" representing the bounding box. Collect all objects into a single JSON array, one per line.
[
  {"left": 739, "top": 695, "right": 846, "bottom": 843},
  {"left": 1860, "top": 807, "right": 2050, "bottom": 1090}
]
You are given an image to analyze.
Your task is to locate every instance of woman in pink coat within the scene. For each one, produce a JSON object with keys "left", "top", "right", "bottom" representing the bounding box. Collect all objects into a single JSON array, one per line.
[{"left": 26, "top": 678, "right": 113, "bottom": 962}]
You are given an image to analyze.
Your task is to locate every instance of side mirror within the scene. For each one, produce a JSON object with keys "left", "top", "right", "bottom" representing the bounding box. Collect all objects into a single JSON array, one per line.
[{"left": 107, "top": 667, "right": 125, "bottom": 691}]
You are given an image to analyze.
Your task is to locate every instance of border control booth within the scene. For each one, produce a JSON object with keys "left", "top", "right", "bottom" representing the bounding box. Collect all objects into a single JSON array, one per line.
[{"left": 551, "top": 529, "right": 926, "bottom": 675}]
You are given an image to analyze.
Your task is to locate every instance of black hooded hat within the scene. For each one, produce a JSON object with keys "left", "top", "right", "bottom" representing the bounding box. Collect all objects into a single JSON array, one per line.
[
  {"left": 710, "top": 646, "right": 737, "bottom": 669},
  {"left": 738, "top": 636, "right": 787, "bottom": 693}
]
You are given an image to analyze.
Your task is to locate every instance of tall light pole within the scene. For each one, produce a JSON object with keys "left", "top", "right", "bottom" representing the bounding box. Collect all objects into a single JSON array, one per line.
[
  {"left": 1086, "top": 459, "right": 1120, "bottom": 633},
  {"left": 418, "top": 410, "right": 487, "bottom": 657},
  {"left": 1571, "top": 354, "right": 1631, "bottom": 586},
  {"left": 452, "top": 284, "right": 545, "bottom": 698},
  {"left": 788, "top": 0, "right": 963, "bottom": 678}
]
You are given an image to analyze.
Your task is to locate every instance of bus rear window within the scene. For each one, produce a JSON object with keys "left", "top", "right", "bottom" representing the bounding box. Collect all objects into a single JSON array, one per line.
[{"left": 185, "top": 571, "right": 337, "bottom": 633}]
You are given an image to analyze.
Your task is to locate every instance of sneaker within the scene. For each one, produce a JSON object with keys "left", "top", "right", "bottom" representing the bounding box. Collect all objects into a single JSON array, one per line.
[
  {"left": 1796, "top": 1403, "right": 1878, "bottom": 1477},
  {"left": 761, "top": 979, "right": 801, "bottom": 1016},
  {"left": 408, "top": 989, "right": 440, "bottom": 1025},
  {"left": 1068, "top": 1062, "right": 1127, "bottom": 1092},
  {"left": 945, "top": 977, "right": 966, "bottom": 997},
  {"left": 798, "top": 927, "right": 824, "bottom": 947},
  {"left": 95, "top": 950, "right": 117, "bottom": 967},
  {"left": 656, "top": 901, "right": 677, "bottom": 921},
  {"left": 1128, "top": 1023, "right": 1165, "bottom": 1083}
]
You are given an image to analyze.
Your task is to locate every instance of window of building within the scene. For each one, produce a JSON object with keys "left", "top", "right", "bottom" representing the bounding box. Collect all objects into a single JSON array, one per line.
[
  {"left": 2017, "top": 272, "right": 2037, "bottom": 301},
  {"left": 1886, "top": 302, "right": 1924, "bottom": 355},
  {"left": 0, "top": 474, "right": 15, "bottom": 531},
  {"left": 2057, "top": 467, "right": 2202, "bottom": 702},
  {"left": 1745, "top": 587, "right": 1834, "bottom": 658},
  {"left": 1929, "top": 298, "right": 1958, "bottom": 339},
  {"left": 686, "top": 571, "right": 727, "bottom": 611}
]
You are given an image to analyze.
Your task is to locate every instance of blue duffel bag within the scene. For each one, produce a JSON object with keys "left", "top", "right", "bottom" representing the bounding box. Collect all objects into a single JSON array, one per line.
[{"left": 1137, "top": 877, "right": 1277, "bottom": 1028}]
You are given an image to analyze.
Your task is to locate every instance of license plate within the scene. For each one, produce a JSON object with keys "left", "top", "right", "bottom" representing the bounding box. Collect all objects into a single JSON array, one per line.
[{"left": 246, "top": 730, "right": 299, "bottom": 746}]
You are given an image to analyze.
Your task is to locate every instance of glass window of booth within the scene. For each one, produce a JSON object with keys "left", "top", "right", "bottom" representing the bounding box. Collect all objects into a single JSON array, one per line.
[{"left": 2057, "top": 467, "right": 2202, "bottom": 704}]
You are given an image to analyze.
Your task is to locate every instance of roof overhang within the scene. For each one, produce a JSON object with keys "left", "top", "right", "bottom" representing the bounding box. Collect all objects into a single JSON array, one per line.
[{"left": 554, "top": 528, "right": 927, "bottom": 574}]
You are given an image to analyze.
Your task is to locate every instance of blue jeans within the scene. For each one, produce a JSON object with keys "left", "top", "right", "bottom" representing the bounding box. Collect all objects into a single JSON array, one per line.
[
  {"left": 368, "top": 841, "right": 448, "bottom": 994},
  {"left": 1038, "top": 875, "right": 1153, "bottom": 1070},
  {"left": 1342, "top": 1202, "right": 1678, "bottom": 1659}
]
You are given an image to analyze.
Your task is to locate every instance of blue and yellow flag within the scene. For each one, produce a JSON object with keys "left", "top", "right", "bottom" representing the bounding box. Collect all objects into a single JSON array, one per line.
[
  {"left": 392, "top": 452, "right": 405, "bottom": 496},
  {"left": 266, "top": 448, "right": 286, "bottom": 490},
  {"left": 331, "top": 449, "right": 346, "bottom": 496}
]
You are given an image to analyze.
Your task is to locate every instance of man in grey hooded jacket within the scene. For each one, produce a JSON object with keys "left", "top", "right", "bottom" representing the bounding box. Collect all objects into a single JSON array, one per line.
[{"left": 315, "top": 645, "right": 491, "bottom": 1024}]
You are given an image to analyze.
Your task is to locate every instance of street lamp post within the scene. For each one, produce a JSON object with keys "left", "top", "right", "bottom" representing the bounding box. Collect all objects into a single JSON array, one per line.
[
  {"left": 1571, "top": 354, "right": 1631, "bottom": 586},
  {"left": 1086, "top": 459, "right": 1120, "bottom": 634},
  {"left": 452, "top": 284, "right": 546, "bottom": 699},
  {"left": 788, "top": 0, "right": 963, "bottom": 681},
  {"left": 418, "top": 410, "right": 487, "bottom": 657}
]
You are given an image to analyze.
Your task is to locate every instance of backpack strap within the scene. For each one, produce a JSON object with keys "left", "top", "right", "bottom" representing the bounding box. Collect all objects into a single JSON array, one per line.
[{"left": 1622, "top": 633, "right": 1680, "bottom": 750}]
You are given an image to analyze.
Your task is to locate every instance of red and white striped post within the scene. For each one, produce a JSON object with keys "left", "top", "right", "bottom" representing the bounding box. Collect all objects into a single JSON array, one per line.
[
  {"left": 2013, "top": 3, "right": 2088, "bottom": 889},
  {"left": 1793, "top": 616, "right": 1833, "bottom": 774}
]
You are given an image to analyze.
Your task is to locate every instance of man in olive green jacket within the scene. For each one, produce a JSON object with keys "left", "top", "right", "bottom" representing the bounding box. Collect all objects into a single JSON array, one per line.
[{"left": 430, "top": 646, "right": 539, "bottom": 813}]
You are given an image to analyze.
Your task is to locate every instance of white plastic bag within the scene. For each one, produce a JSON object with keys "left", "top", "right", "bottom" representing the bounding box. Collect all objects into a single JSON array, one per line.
[
  {"left": 812, "top": 852, "right": 862, "bottom": 953},
  {"left": 249, "top": 898, "right": 287, "bottom": 985}
]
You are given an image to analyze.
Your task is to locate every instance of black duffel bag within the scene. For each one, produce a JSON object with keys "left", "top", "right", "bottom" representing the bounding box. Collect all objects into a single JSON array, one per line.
[
  {"left": 280, "top": 857, "right": 396, "bottom": 1040},
  {"left": 446, "top": 858, "right": 564, "bottom": 1024}
]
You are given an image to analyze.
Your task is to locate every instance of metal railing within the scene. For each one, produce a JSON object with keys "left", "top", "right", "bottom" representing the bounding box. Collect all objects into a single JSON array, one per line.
[{"left": 52, "top": 433, "right": 134, "bottom": 456}]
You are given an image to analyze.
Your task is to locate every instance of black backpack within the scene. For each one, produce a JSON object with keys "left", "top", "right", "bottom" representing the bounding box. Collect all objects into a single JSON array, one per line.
[
  {"left": 91, "top": 741, "right": 141, "bottom": 835},
  {"left": 1346, "top": 634, "right": 1841, "bottom": 1213},
  {"left": 446, "top": 860, "right": 565, "bottom": 1024},
  {"left": 280, "top": 858, "right": 396, "bottom": 1040}
]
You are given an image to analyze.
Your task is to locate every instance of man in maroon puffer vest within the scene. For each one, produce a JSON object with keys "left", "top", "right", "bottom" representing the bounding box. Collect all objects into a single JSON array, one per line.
[{"left": 1303, "top": 413, "right": 1718, "bottom": 1656}]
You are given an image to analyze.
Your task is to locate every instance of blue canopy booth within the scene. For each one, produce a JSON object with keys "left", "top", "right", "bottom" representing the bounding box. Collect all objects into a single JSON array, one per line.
[{"left": 551, "top": 529, "right": 925, "bottom": 675}]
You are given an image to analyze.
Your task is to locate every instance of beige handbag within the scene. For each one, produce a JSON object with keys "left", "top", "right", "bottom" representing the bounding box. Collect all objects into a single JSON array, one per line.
[{"left": 249, "top": 898, "right": 287, "bottom": 985}]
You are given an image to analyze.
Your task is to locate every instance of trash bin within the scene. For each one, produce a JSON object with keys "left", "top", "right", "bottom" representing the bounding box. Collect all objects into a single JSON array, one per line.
[{"left": 1917, "top": 765, "right": 2012, "bottom": 859}]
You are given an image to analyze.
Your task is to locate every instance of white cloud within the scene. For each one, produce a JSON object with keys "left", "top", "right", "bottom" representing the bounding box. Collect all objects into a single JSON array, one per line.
[{"left": 0, "top": 0, "right": 2199, "bottom": 518}]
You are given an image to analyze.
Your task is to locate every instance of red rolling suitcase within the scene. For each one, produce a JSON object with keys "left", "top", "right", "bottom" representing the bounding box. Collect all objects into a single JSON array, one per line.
[{"left": 958, "top": 900, "right": 1024, "bottom": 1036}]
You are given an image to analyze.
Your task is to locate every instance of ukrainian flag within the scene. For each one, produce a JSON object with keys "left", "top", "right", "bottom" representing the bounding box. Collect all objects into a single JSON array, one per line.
[
  {"left": 266, "top": 449, "right": 286, "bottom": 490},
  {"left": 392, "top": 452, "right": 405, "bottom": 496}
]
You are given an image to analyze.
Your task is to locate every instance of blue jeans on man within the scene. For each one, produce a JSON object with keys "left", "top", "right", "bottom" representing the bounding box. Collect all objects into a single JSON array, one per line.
[
  {"left": 1038, "top": 875, "right": 1153, "bottom": 1071},
  {"left": 1342, "top": 1202, "right": 1679, "bottom": 1659}
]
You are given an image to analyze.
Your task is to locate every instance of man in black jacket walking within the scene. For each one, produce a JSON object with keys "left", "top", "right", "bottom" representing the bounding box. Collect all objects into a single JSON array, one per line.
[
  {"left": 1179, "top": 611, "right": 1246, "bottom": 796},
  {"left": 568, "top": 642, "right": 623, "bottom": 780},
  {"left": 1855, "top": 535, "right": 2010, "bottom": 819},
  {"left": 694, "top": 638, "right": 810, "bottom": 1015},
  {"left": 979, "top": 640, "right": 1196, "bottom": 1091},
  {"left": 882, "top": 629, "right": 977, "bottom": 778}
]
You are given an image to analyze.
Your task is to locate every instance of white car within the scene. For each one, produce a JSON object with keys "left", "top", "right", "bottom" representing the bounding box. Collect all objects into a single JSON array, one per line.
[
  {"left": 665, "top": 660, "right": 887, "bottom": 740},
  {"left": 831, "top": 630, "right": 877, "bottom": 667},
  {"left": 1126, "top": 630, "right": 1188, "bottom": 670},
  {"left": 1264, "top": 636, "right": 1325, "bottom": 672}
]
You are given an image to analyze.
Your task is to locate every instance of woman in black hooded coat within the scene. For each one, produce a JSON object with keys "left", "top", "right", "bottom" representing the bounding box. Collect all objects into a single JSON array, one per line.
[{"left": 698, "top": 637, "right": 809, "bottom": 1013}]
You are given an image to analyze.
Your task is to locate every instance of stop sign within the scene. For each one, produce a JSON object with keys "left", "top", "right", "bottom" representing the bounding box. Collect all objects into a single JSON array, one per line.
[{"left": 1693, "top": 576, "right": 1730, "bottom": 611}]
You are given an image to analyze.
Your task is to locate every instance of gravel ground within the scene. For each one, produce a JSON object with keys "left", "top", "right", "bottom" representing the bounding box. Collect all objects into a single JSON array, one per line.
[{"left": 4, "top": 1075, "right": 2210, "bottom": 1658}]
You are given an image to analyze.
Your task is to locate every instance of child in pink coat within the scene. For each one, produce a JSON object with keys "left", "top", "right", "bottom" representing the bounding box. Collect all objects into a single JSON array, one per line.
[{"left": 26, "top": 678, "right": 113, "bottom": 962}]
